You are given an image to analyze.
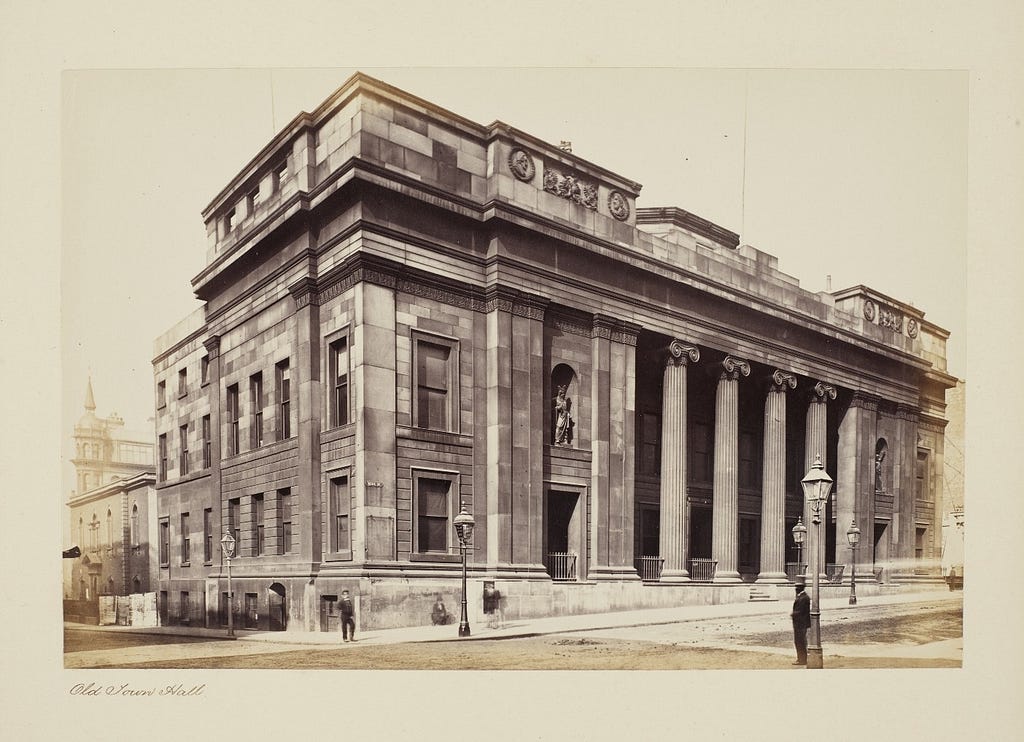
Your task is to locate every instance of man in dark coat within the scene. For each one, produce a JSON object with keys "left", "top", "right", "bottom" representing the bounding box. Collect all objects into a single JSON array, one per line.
[
  {"left": 790, "top": 578, "right": 811, "bottom": 665},
  {"left": 339, "top": 589, "right": 356, "bottom": 642}
]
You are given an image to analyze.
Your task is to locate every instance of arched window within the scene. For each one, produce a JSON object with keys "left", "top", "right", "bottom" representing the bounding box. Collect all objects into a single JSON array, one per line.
[
  {"left": 875, "top": 439, "right": 889, "bottom": 493},
  {"left": 131, "top": 504, "right": 139, "bottom": 548},
  {"left": 106, "top": 509, "right": 113, "bottom": 546},
  {"left": 107, "top": 577, "right": 115, "bottom": 596},
  {"left": 132, "top": 577, "right": 141, "bottom": 594},
  {"left": 551, "top": 364, "right": 578, "bottom": 447}
]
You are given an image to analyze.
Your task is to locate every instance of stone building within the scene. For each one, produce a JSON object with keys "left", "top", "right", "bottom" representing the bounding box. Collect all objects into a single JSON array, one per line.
[
  {"left": 66, "top": 379, "right": 157, "bottom": 599},
  {"left": 152, "top": 73, "right": 957, "bottom": 632}
]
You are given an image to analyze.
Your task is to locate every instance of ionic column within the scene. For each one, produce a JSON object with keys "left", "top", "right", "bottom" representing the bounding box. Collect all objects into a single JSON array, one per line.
[
  {"left": 806, "top": 381, "right": 836, "bottom": 578},
  {"left": 712, "top": 355, "right": 749, "bottom": 582},
  {"left": 658, "top": 339, "right": 699, "bottom": 582},
  {"left": 757, "top": 370, "right": 797, "bottom": 583}
]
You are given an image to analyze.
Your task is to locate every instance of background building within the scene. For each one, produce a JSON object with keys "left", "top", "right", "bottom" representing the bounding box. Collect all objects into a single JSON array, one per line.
[
  {"left": 152, "top": 73, "right": 958, "bottom": 632},
  {"left": 65, "top": 379, "right": 157, "bottom": 601}
]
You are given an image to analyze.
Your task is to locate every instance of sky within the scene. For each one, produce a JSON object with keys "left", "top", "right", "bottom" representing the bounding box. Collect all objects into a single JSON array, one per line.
[{"left": 61, "top": 66, "right": 968, "bottom": 484}]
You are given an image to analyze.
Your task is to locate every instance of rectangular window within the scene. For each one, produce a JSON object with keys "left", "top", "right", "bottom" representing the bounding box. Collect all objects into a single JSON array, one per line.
[
  {"left": 276, "top": 360, "right": 291, "bottom": 440},
  {"left": 179, "top": 423, "right": 189, "bottom": 476},
  {"left": 278, "top": 488, "right": 292, "bottom": 554},
  {"left": 202, "top": 415, "right": 212, "bottom": 469},
  {"left": 248, "top": 186, "right": 260, "bottom": 212},
  {"left": 250, "top": 373, "right": 264, "bottom": 449},
  {"left": 330, "top": 475, "right": 350, "bottom": 553},
  {"left": 157, "top": 380, "right": 166, "bottom": 409},
  {"left": 201, "top": 355, "right": 210, "bottom": 385},
  {"left": 180, "top": 512, "right": 190, "bottom": 564},
  {"left": 226, "top": 384, "right": 240, "bottom": 456},
  {"left": 253, "top": 494, "right": 265, "bottom": 556},
  {"left": 274, "top": 160, "right": 287, "bottom": 191},
  {"left": 228, "top": 498, "right": 241, "bottom": 552},
  {"left": 158, "top": 434, "right": 168, "bottom": 482},
  {"left": 180, "top": 592, "right": 190, "bottom": 624},
  {"left": 414, "top": 473, "right": 455, "bottom": 554},
  {"left": 638, "top": 412, "right": 661, "bottom": 476},
  {"left": 329, "top": 337, "right": 349, "bottom": 427},
  {"left": 178, "top": 368, "right": 187, "bottom": 398},
  {"left": 159, "top": 517, "right": 169, "bottom": 566},
  {"left": 916, "top": 451, "right": 929, "bottom": 501},
  {"left": 413, "top": 335, "right": 458, "bottom": 431},
  {"left": 203, "top": 507, "right": 213, "bottom": 563},
  {"left": 225, "top": 207, "right": 235, "bottom": 233}
]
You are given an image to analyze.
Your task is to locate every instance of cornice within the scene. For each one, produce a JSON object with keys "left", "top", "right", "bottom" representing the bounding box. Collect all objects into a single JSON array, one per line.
[
  {"left": 636, "top": 206, "right": 740, "bottom": 249},
  {"left": 918, "top": 414, "right": 948, "bottom": 434}
]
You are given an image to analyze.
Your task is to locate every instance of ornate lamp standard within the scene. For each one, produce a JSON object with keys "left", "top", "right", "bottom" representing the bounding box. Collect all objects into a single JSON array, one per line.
[
  {"left": 220, "top": 532, "right": 236, "bottom": 638},
  {"left": 453, "top": 502, "right": 476, "bottom": 638},
  {"left": 847, "top": 518, "right": 861, "bottom": 606},
  {"left": 801, "top": 455, "right": 833, "bottom": 670},
  {"left": 792, "top": 518, "right": 807, "bottom": 577}
]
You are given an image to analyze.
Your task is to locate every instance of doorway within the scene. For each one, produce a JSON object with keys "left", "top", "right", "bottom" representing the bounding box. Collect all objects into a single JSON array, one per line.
[
  {"left": 268, "top": 583, "right": 287, "bottom": 631},
  {"left": 545, "top": 489, "right": 582, "bottom": 581}
]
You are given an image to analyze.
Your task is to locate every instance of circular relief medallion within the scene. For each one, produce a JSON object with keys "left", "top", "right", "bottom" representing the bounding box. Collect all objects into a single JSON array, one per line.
[
  {"left": 608, "top": 190, "right": 630, "bottom": 221},
  {"left": 507, "top": 148, "right": 535, "bottom": 182},
  {"left": 907, "top": 318, "right": 919, "bottom": 338},
  {"left": 863, "top": 300, "right": 877, "bottom": 322}
]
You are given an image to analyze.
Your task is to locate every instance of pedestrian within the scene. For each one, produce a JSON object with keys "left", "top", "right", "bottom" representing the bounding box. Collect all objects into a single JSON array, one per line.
[
  {"left": 339, "top": 589, "right": 356, "bottom": 642},
  {"left": 790, "top": 576, "right": 810, "bottom": 665},
  {"left": 431, "top": 595, "right": 449, "bottom": 625}
]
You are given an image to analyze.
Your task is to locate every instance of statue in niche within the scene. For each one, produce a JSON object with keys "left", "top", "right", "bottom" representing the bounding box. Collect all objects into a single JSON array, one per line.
[
  {"left": 553, "top": 385, "right": 574, "bottom": 446},
  {"left": 875, "top": 448, "right": 886, "bottom": 493}
]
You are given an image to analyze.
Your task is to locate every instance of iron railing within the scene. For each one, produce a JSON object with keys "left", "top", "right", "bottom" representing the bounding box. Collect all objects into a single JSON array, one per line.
[
  {"left": 635, "top": 556, "right": 664, "bottom": 582},
  {"left": 785, "top": 562, "right": 808, "bottom": 581},
  {"left": 825, "top": 564, "right": 846, "bottom": 584},
  {"left": 546, "top": 552, "right": 577, "bottom": 581},
  {"left": 689, "top": 558, "right": 717, "bottom": 582}
]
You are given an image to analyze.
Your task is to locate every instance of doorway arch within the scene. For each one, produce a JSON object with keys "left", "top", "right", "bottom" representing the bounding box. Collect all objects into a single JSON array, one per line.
[{"left": 268, "top": 583, "right": 287, "bottom": 631}]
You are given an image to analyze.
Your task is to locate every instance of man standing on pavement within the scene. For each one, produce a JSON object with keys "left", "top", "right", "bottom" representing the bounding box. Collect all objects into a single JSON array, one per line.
[
  {"left": 340, "top": 589, "right": 356, "bottom": 642},
  {"left": 790, "top": 577, "right": 810, "bottom": 665}
]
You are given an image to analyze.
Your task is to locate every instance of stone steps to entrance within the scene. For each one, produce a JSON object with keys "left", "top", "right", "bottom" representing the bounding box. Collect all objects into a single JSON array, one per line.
[{"left": 748, "top": 587, "right": 778, "bottom": 603}]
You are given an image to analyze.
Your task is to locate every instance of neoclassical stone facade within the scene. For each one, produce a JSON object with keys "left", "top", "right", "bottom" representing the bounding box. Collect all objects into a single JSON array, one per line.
[{"left": 151, "top": 73, "right": 956, "bottom": 631}]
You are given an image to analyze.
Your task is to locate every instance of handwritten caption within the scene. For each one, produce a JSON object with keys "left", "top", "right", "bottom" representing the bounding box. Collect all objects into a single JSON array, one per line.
[{"left": 70, "top": 682, "right": 206, "bottom": 698}]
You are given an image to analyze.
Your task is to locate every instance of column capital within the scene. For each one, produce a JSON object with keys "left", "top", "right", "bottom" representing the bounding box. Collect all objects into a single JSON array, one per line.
[
  {"left": 611, "top": 320, "right": 642, "bottom": 347},
  {"left": 894, "top": 403, "right": 919, "bottom": 421},
  {"left": 720, "top": 355, "right": 751, "bottom": 380},
  {"left": 810, "top": 381, "right": 837, "bottom": 403},
  {"left": 770, "top": 369, "right": 798, "bottom": 392},
  {"left": 288, "top": 276, "right": 320, "bottom": 308},
  {"left": 591, "top": 314, "right": 616, "bottom": 340},
  {"left": 848, "top": 390, "right": 881, "bottom": 411},
  {"left": 664, "top": 339, "right": 700, "bottom": 367}
]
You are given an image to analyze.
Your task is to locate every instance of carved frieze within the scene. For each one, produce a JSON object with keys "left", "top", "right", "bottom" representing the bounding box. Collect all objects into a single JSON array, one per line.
[
  {"left": 550, "top": 315, "right": 591, "bottom": 338},
  {"left": 543, "top": 168, "right": 599, "bottom": 210},
  {"left": 907, "top": 319, "right": 920, "bottom": 338},
  {"left": 508, "top": 148, "right": 536, "bottom": 182},
  {"left": 864, "top": 298, "right": 915, "bottom": 337}
]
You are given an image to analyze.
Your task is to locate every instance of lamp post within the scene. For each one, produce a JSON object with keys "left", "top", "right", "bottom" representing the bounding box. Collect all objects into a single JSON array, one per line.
[
  {"left": 847, "top": 518, "right": 861, "bottom": 606},
  {"left": 792, "top": 518, "right": 807, "bottom": 578},
  {"left": 220, "top": 532, "right": 236, "bottom": 638},
  {"left": 453, "top": 502, "right": 475, "bottom": 638},
  {"left": 801, "top": 455, "right": 833, "bottom": 670}
]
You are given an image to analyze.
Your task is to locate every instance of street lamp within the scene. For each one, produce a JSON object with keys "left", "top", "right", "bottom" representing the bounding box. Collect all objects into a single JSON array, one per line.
[
  {"left": 847, "top": 518, "right": 861, "bottom": 606},
  {"left": 220, "top": 532, "right": 236, "bottom": 638},
  {"left": 453, "top": 502, "right": 475, "bottom": 638},
  {"left": 801, "top": 455, "right": 833, "bottom": 670},
  {"left": 792, "top": 518, "right": 807, "bottom": 578}
]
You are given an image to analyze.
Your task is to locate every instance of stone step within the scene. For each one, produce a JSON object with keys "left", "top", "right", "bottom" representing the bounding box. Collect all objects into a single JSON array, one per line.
[{"left": 748, "top": 588, "right": 779, "bottom": 603}]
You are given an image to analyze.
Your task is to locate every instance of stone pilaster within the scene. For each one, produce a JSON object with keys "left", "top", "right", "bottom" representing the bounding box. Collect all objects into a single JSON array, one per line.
[
  {"left": 484, "top": 291, "right": 513, "bottom": 569},
  {"left": 757, "top": 370, "right": 797, "bottom": 583},
  {"left": 893, "top": 404, "right": 919, "bottom": 576},
  {"left": 608, "top": 322, "right": 640, "bottom": 575},
  {"left": 712, "top": 355, "right": 749, "bottom": 583},
  {"left": 836, "top": 390, "right": 878, "bottom": 579},
  {"left": 658, "top": 339, "right": 699, "bottom": 582},
  {"left": 806, "top": 381, "right": 836, "bottom": 578},
  {"left": 203, "top": 334, "right": 224, "bottom": 547},
  {"left": 589, "top": 315, "right": 614, "bottom": 578}
]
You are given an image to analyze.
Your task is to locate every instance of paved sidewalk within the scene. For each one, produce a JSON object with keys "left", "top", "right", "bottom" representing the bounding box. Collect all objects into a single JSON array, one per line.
[{"left": 67, "top": 589, "right": 961, "bottom": 649}]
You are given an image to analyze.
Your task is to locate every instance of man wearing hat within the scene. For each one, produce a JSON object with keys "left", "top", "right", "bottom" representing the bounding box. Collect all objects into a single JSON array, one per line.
[{"left": 790, "top": 576, "right": 811, "bottom": 665}]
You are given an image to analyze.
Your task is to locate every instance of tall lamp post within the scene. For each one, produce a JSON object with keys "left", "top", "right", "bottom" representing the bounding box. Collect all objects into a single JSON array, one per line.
[
  {"left": 453, "top": 502, "right": 475, "bottom": 638},
  {"left": 792, "top": 518, "right": 807, "bottom": 577},
  {"left": 220, "top": 532, "right": 236, "bottom": 638},
  {"left": 801, "top": 455, "right": 833, "bottom": 670},
  {"left": 847, "top": 518, "right": 861, "bottom": 606}
]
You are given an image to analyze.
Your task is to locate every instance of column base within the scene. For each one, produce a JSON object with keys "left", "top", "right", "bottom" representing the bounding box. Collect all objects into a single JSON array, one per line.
[
  {"left": 806, "top": 646, "right": 824, "bottom": 669},
  {"left": 713, "top": 570, "right": 743, "bottom": 584},
  {"left": 754, "top": 572, "right": 789, "bottom": 584},
  {"left": 587, "top": 566, "right": 642, "bottom": 582}
]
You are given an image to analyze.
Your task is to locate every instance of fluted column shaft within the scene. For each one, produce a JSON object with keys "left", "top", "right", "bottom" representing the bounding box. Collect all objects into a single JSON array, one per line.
[
  {"left": 758, "top": 371, "right": 796, "bottom": 582},
  {"left": 712, "top": 356, "right": 749, "bottom": 582},
  {"left": 658, "top": 340, "right": 698, "bottom": 581},
  {"left": 805, "top": 382, "right": 835, "bottom": 578}
]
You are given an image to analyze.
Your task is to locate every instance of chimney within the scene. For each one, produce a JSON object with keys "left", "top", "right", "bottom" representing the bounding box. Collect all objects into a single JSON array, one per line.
[{"left": 826, "top": 274, "right": 832, "bottom": 292}]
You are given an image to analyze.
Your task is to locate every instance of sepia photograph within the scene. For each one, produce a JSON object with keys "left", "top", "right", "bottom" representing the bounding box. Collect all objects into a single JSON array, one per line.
[{"left": 3, "top": 3, "right": 1022, "bottom": 741}]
